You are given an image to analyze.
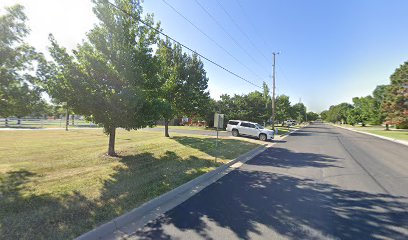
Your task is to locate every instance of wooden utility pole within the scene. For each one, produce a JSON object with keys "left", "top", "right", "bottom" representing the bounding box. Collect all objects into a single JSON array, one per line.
[{"left": 271, "top": 52, "right": 279, "bottom": 130}]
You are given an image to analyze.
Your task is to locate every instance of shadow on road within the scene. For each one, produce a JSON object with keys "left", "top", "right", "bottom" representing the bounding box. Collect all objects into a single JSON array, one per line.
[
  {"left": 137, "top": 170, "right": 408, "bottom": 240},
  {"left": 246, "top": 147, "right": 341, "bottom": 169},
  {"left": 135, "top": 148, "right": 408, "bottom": 240}
]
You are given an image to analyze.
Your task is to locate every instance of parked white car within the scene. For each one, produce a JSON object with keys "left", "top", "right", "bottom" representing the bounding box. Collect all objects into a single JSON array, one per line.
[
  {"left": 226, "top": 120, "right": 274, "bottom": 141},
  {"left": 285, "top": 119, "right": 296, "bottom": 126}
]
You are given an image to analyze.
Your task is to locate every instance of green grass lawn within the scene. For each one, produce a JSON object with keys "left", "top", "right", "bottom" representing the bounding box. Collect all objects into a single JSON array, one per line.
[
  {"left": 335, "top": 124, "right": 408, "bottom": 141},
  {"left": 263, "top": 126, "right": 296, "bottom": 136},
  {"left": 0, "top": 129, "right": 261, "bottom": 239},
  {"left": 152, "top": 125, "right": 225, "bottom": 131},
  {"left": 275, "top": 127, "right": 291, "bottom": 135},
  {"left": 361, "top": 129, "right": 408, "bottom": 141}
]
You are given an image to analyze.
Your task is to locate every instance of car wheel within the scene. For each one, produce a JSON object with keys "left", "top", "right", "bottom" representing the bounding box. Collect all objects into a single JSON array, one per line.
[
  {"left": 232, "top": 129, "right": 239, "bottom": 137},
  {"left": 259, "top": 133, "right": 267, "bottom": 141}
]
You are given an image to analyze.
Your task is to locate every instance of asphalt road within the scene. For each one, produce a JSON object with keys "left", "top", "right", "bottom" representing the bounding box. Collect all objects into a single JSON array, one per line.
[{"left": 133, "top": 123, "right": 408, "bottom": 240}]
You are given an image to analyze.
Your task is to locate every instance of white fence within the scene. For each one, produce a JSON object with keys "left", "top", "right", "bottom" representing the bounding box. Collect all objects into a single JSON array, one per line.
[{"left": 0, "top": 118, "right": 97, "bottom": 128}]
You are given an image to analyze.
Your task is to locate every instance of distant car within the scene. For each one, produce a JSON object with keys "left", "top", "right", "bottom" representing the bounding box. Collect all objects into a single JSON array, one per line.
[
  {"left": 226, "top": 120, "right": 274, "bottom": 141},
  {"left": 285, "top": 119, "right": 296, "bottom": 126}
]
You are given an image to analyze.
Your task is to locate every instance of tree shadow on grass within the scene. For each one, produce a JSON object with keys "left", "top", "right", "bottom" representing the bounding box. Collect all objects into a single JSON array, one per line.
[
  {"left": 0, "top": 170, "right": 98, "bottom": 239},
  {"left": 96, "top": 151, "right": 223, "bottom": 221},
  {"left": 172, "top": 136, "right": 261, "bottom": 160},
  {"left": 1, "top": 150, "right": 224, "bottom": 239},
  {"left": 136, "top": 169, "right": 408, "bottom": 240}
]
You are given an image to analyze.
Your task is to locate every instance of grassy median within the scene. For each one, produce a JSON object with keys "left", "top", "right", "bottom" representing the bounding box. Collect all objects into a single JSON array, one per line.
[{"left": 0, "top": 129, "right": 260, "bottom": 239}]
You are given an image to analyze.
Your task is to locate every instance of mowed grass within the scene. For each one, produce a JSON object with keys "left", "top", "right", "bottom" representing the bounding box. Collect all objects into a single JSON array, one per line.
[
  {"left": 362, "top": 129, "right": 408, "bottom": 141},
  {"left": 0, "top": 129, "right": 261, "bottom": 239},
  {"left": 336, "top": 124, "right": 408, "bottom": 141},
  {"left": 151, "top": 125, "right": 225, "bottom": 131}
]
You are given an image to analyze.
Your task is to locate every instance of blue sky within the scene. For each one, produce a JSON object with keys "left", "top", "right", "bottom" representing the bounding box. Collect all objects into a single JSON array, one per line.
[
  {"left": 2, "top": 0, "right": 408, "bottom": 112},
  {"left": 143, "top": 0, "right": 408, "bottom": 112}
]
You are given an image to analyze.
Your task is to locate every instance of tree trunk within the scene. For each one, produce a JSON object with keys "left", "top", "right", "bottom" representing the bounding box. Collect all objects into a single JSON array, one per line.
[
  {"left": 65, "top": 109, "right": 69, "bottom": 131},
  {"left": 108, "top": 127, "right": 116, "bottom": 156},
  {"left": 71, "top": 114, "right": 75, "bottom": 126},
  {"left": 164, "top": 120, "right": 170, "bottom": 137},
  {"left": 5, "top": 118, "right": 8, "bottom": 127},
  {"left": 385, "top": 123, "right": 389, "bottom": 131},
  {"left": 17, "top": 118, "right": 21, "bottom": 125}
]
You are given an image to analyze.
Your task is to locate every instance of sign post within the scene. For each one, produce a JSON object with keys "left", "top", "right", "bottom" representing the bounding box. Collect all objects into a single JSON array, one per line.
[{"left": 213, "top": 113, "right": 224, "bottom": 162}]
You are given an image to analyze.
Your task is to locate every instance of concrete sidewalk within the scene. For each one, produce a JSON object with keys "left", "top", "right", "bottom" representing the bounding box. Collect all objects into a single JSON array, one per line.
[{"left": 76, "top": 129, "right": 298, "bottom": 240}]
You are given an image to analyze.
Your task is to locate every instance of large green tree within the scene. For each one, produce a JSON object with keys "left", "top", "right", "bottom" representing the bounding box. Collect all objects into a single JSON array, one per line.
[
  {"left": 382, "top": 61, "right": 408, "bottom": 128},
  {"left": 217, "top": 91, "right": 271, "bottom": 125},
  {"left": 352, "top": 96, "right": 375, "bottom": 126},
  {"left": 307, "top": 112, "right": 319, "bottom": 121},
  {"left": 155, "top": 39, "right": 210, "bottom": 137},
  {"left": 0, "top": 5, "right": 46, "bottom": 119},
  {"left": 275, "top": 94, "right": 291, "bottom": 125},
  {"left": 290, "top": 102, "right": 307, "bottom": 123},
  {"left": 371, "top": 85, "right": 388, "bottom": 124},
  {"left": 320, "top": 110, "right": 328, "bottom": 121},
  {"left": 323, "top": 103, "right": 353, "bottom": 123},
  {"left": 44, "top": 0, "right": 161, "bottom": 155}
]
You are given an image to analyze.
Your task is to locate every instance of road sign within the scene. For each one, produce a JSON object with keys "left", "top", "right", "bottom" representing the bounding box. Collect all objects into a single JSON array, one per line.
[{"left": 214, "top": 113, "right": 224, "bottom": 129}]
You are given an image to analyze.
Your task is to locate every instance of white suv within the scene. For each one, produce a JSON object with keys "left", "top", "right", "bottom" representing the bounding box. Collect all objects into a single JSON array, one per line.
[{"left": 226, "top": 120, "right": 274, "bottom": 141}]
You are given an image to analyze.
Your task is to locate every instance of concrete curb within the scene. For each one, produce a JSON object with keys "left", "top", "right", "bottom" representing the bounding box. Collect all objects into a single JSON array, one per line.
[
  {"left": 77, "top": 145, "right": 266, "bottom": 240},
  {"left": 76, "top": 130, "right": 298, "bottom": 240},
  {"left": 76, "top": 128, "right": 300, "bottom": 240},
  {"left": 332, "top": 124, "right": 408, "bottom": 147}
]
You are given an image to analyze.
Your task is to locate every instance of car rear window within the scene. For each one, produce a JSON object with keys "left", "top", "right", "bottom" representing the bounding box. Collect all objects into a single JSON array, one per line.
[{"left": 228, "top": 121, "right": 239, "bottom": 125}]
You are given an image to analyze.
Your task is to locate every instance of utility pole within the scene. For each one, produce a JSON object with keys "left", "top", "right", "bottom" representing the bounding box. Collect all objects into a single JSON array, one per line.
[{"left": 271, "top": 52, "right": 279, "bottom": 130}]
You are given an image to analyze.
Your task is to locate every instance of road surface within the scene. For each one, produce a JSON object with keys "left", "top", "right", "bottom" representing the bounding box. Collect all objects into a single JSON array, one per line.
[{"left": 133, "top": 123, "right": 408, "bottom": 240}]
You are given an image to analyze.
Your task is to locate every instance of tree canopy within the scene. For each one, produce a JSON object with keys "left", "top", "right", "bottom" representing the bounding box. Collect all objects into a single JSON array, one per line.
[
  {"left": 321, "top": 60, "right": 408, "bottom": 129},
  {"left": 155, "top": 39, "right": 210, "bottom": 137},
  {"left": 0, "top": 4, "right": 46, "bottom": 118},
  {"left": 44, "top": 0, "right": 162, "bottom": 155},
  {"left": 382, "top": 61, "right": 408, "bottom": 128},
  {"left": 275, "top": 95, "right": 291, "bottom": 123}
]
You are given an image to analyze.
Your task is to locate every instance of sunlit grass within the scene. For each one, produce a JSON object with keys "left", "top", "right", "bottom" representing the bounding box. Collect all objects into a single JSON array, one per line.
[
  {"left": 151, "top": 125, "right": 225, "bottom": 131},
  {"left": 0, "top": 129, "right": 260, "bottom": 239},
  {"left": 363, "top": 130, "right": 408, "bottom": 141},
  {"left": 334, "top": 124, "right": 408, "bottom": 141}
]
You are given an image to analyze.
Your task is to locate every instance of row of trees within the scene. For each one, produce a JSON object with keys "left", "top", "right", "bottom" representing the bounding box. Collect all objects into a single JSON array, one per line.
[
  {"left": 202, "top": 87, "right": 318, "bottom": 128},
  {"left": 321, "top": 61, "right": 408, "bottom": 128},
  {"left": 1, "top": 1, "right": 210, "bottom": 155},
  {"left": 1, "top": 1, "right": 319, "bottom": 155},
  {"left": 0, "top": 5, "right": 48, "bottom": 119}
]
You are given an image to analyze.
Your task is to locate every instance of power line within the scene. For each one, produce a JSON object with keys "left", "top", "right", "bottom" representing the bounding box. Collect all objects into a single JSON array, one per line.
[
  {"left": 161, "top": 0, "right": 264, "bottom": 83},
  {"left": 193, "top": 0, "right": 268, "bottom": 75},
  {"left": 215, "top": 0, "right": 270, "bottom": 63},
  {"left": 234, "top": 0, "right": 293, "bottom": 93},
  {"left": 235, "top": 0, "right": 273, "bottom": 50},
  {"left": 105, "top": 0, "right": 263, "bottom": 89}
]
